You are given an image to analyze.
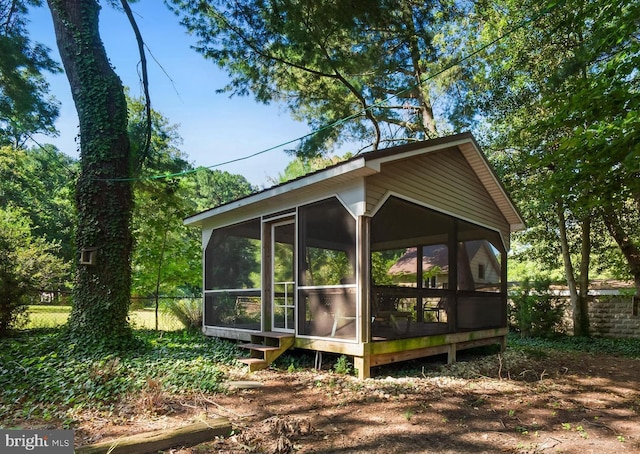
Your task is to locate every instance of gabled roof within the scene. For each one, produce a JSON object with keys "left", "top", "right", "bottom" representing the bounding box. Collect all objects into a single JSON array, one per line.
[{"left": 184, "top": 132, "right": 525, "bottom": 231}]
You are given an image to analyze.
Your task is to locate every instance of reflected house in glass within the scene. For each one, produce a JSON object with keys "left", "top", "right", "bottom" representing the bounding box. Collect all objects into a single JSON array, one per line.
[
  {"left": 388, "top": 241, "right": 502, "bottom": 292},
  {"left": 184, "top": 133, "right": 525, "bottom": 378}
]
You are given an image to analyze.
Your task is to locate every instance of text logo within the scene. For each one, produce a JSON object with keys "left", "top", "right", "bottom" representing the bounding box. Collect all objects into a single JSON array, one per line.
[{"left": 1, "top": 430, "right": 73, "bottom": 453}]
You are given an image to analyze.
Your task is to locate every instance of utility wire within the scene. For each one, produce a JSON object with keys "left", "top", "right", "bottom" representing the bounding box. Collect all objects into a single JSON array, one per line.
[{"left": 37, "top": 0, "right": 566, "bottom": 183}]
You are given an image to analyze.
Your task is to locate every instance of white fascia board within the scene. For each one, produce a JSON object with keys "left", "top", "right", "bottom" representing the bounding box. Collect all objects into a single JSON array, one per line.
[
  {"left": 367, "top": 137, "right": 474, "bottom": 168},
  {"left": 184, "top": 157, "right": 370, "bottom": 226}
]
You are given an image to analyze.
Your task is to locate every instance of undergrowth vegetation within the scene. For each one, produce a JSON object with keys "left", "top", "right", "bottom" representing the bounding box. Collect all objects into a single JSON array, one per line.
[
  {"left": 0, "top": 329, "right": 241, "bottom": 426},
  {"left": 508, "top": 333, "right": 640, "bottom": 358},
  {"left": 2, "top": 326, "right": 639, "bottom": 429}
]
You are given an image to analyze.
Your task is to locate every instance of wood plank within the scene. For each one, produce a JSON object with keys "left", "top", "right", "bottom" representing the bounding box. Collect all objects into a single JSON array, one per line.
[
  {"left": 370, "top": 344, "right": 450, "bottom": 367},
  {"left": 237, "top": 357, "right": 268, "bottom": 372},
  {"left": 238, "top": 358, "right": 267, "bottom": 365},
  {"left": 455, "top": 336, "right": 505, "bottom": 350},
  {"left": 238, "top": 343, "right": 281, "bottom": 351},
  {"left": 369, "top": 334, "right": 506, "bottom": 368},
  {"left": 76, "top": 418, "right": 231, "bottom": 454},
  {"left": 294, "top": 338, "right": 365, "bottom": 356},
  {"left": 250, "top": 331, "right": 295, "bottom": 339},
  {"left": 369, "top": 327, "right": 508, "bottom": 356},
  {"left": 202, "top": 326, "right": 252, "bottom": 341}
]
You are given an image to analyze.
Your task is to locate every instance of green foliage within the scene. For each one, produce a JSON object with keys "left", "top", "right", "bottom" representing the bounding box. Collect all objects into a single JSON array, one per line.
[
  {"left": 371, "top": 250, "right": 405, "bottom": 285},
  {"left": 129, "top": 94, "right": 200, "bottom": 300},
  {"left": 0, "top": 145, "right": 77, "bottom": 265},
  {"left": 333, "top": 355, "right": 353, "bottom": 375},
  {"left": 509, "top": 278, "right": 565, "bottom": 337},
  {"left": 0, "top": 206, "right": 68, "bottom": 336},
  {"left": 163, "top": 298, "right": 202, "bottom": 331},
  {"left": 269, "top": 154, "right": 350, "bottom": 184},
  {"left": 168, "top": 0, "right": 461, "bottom": 155},
  {"left": 190, "top": 167, "right": 256, "bottom": 213},
  {"left": 0, "top": 329, "right": 240, "bottom": 424},
  {"left": 273, "top": 349, "right": 316, "bottom": 371},
  {"left": 129, "top": 93, "right": 256, "bottom": 300},
  {"left": 508, "top": 333, "right": 640, "bottom": 358},
  {"left": 0, "top": 0, "right": 61, "bottom": 146},
  {"left": 305, "top": 247, "right": 353, "bottom": 286},
  {"left": 464, "top": 0, "right": 640, "bottom": 297}
]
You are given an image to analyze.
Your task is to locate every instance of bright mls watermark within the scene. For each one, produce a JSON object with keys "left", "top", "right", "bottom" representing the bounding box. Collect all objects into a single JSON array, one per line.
[{"left": 1, "top": 430, "right": 73, "bottom": 453}]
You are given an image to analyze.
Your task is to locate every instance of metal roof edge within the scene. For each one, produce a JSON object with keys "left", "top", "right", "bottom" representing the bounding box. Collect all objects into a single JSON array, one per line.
[
  {"left": 184, "top": 156, "right": 369, "bottom": 226},
  {"left": 184, "top": 132, "right": 526, "bottom": 232}
]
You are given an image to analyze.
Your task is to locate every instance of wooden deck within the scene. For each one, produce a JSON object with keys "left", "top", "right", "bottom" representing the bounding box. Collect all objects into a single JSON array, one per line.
[
  {"left": 295, "top": 326, "right": 508, "bottom": 379},
  {"left": 207, "top": 324, "right": 507, "bottom": 379}
]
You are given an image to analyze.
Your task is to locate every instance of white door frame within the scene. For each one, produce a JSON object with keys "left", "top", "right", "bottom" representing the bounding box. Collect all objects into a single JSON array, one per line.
[{"left": 271, "top": 219, "right": 296, "bottom": 333}]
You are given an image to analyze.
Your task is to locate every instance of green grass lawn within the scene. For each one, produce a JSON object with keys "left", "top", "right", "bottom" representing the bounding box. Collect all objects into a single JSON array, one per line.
[{"left": 27, "top": 305, "right": 184, "bottom": 331}]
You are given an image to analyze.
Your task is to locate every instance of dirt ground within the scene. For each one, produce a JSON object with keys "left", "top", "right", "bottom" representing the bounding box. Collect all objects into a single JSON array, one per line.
[{"left": 75, "top": 349, "right": 640, "bottom": 454}]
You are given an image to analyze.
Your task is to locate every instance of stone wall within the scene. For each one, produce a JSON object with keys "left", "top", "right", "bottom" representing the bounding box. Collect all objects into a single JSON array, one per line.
[{"left": 586, "top": 295, "right": 640, "bottom": 339}]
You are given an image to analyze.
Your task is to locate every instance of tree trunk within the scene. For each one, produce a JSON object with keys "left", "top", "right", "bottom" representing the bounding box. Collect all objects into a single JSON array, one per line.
[
  {"left": 400, "top": 1, "right": 437, "bottom": 137},
  {"left": 602, "top": 208, "right": 640, "bottom": 301},
  {"left": 556, "top": 201, "right": 590, "bottom": 336},
  {"left": 154, "top": 228, "right": 169, "bottom": 331},
  {"left": 577, "top": 217, "right": 591, "bottom": 336},
  {"left": 47, "top": 0, "right": 134, "bottom": 345}
]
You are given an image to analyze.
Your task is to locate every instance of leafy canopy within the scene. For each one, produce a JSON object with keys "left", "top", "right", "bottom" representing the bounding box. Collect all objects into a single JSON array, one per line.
[
  {"left": 0, "top": 0, "right": 61, "bottom": 146},
  {"left": 167, "top": 0, "right": 462, "bottom": 156},
  {"left": 0, "top": 204, "right": 68, "bottom": 336}
]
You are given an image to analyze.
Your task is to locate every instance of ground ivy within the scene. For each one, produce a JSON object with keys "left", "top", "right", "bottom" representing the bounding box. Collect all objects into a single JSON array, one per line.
[{"left": 0, "top": 328, "right": 241, "bottom": 424}]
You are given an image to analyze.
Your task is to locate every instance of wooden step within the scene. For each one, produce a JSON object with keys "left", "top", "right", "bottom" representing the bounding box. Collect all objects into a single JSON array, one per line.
[
  {"left": 239, "top": 343, "right": 281, "bottom": 352},
  {"left": 237, "top": 331, "right": 295, "bottom": 372},
  {"left": 237, "top": 357, "right": 268, "bottom": 372}
]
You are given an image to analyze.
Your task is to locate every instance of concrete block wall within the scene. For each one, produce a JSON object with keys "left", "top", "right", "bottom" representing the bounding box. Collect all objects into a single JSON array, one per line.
[{"left": 587, "top": 296, "right": 640, "bottom": 339}]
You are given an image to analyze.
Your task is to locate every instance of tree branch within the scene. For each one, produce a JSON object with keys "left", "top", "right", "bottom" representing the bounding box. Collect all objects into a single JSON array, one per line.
[
  {"left": 312, "top": 33, "right": 381, "bottom": 149},
  {"left": 204, "top": 4, "right": 339, "bottom": 80},
  {"left": 120, "top": 0, "right": 151, "bottom": 170},
  {"left": 1, "top": 0, "right": 19, "bottom": 31}
]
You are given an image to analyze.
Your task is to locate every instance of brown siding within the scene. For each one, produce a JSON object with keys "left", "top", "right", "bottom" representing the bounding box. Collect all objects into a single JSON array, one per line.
[{"left": 366, "top": 147, "right": 510, "bottom": 238}]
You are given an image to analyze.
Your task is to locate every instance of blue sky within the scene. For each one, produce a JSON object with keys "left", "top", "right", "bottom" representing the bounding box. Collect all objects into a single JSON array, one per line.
[{"left": 28, "top": 0, "right": 311, "bottom": 187}]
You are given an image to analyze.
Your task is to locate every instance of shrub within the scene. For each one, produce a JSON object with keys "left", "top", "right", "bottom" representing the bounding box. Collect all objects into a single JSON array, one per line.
[
  {"left": 163, "top": 298, "right": 202, "bottom": 331},
  {"left": 334, "top": 355, "right": 353, "bottom": 375},
  {"left": 509, "top": 278, "right": 565, "bottom": 337},
  {"left": 0, "top": 207, "right": 68, "bottom": 337}
]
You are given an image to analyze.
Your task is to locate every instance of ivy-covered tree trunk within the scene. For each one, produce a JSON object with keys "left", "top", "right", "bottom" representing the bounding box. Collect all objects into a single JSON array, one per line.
[{"left": 47, "top": 0, "right": 134, "bottom": 345}]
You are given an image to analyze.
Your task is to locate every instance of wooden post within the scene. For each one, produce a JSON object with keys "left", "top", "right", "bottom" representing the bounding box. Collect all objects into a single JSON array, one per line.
[
  {"left": 262, "top": 222, "right": 272, "bottom": 332},
  {"left": 448, "top": 222, "right": 458, "bottom": 333},
  {"left": 359, "top": 216, "right": 371, "bottom": 344},
  {"left": 354, "top": 354, "right": 370, "bottom": 379},
  {"left": 416, "top": 244, "right": 424, "bottom": 322},
  {"left": 447, "top": 342, "right": 457, "bottom": 364}
]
